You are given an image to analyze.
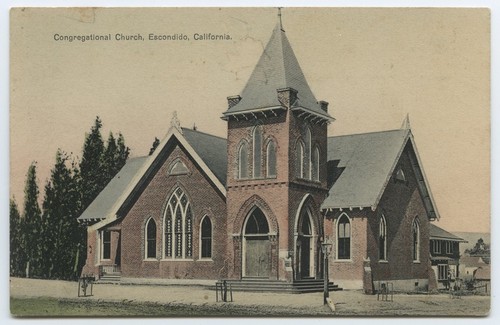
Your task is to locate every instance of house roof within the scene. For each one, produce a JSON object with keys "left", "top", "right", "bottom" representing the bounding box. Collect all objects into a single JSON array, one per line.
[
  {"left": 78, "top": 127, "right": 227, "bottom": 222},
  {"left": 321, "top": 128, "right": 439, "bottom": 220},
  {"left": 430, "top": 224, "right": 467, "bottom": 242},
  {"left": 78, "top": 156, "right": 148, "bottom": 221},
  {"left": 222, "top": 24, "right": 332, "bottom": 120},
  {"left": 474, "top": 265, "right": 491, "bottom": 280},
  {"left": 461, "top": 255, "right": 487, "bottom": 267}
]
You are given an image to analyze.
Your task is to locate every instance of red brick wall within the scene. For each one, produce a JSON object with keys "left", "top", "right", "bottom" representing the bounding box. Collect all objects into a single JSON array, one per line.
[{"left": 116, "top": 139, "right": 227, "bottom": 280}]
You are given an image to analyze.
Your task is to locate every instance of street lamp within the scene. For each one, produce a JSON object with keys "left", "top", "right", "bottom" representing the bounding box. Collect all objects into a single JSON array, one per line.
[{"left": 321, "top": 242, "right": 332, "bottom": 305}]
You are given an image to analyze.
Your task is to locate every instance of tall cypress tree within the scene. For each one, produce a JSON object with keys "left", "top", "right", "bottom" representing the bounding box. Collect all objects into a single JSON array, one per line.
[
  {"left": 22, "top": 162, "right": 42, "bottom": 277},
  {"left": 41, "top": 150, "right": 83, "bottom": 279},
  {"left": 116, "top": 132, "right": 130, "bottom": 173},
  {"left": 79, "top": 117, "right": 105, "bottom": 211},
  {"left": 9, "top": 198, "right": 24, "bottom": 276}
]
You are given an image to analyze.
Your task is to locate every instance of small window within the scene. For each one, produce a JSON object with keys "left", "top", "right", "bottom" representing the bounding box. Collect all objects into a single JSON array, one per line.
[
  {"left": 266, "top": 140, "right": 277, "bottom": 178},
  {"left": 200, "top": 216, "right": 212, "bottom": 258},
  {"left": 446, "top": 241, "right": 452, "bottom": 254},
  {"left": 432, "top": 240, "right": 441, "bottom": 254},
  {"left": 296, "top": 142, "right": 304, "bottom": 179},
  {"left": 169, "top": 160, "right": 189, "bottom": 175},
  {"left": 146, "top": 218, "right": 157, "bottom": 259},
  {"left": 238, "top": 142, "right": 249, "bottom": 179},
  {"left": 438, "top": 264, "right": 449, "bottom": 280},
  {"left": 379, "top": 215, "right": 387, "bottom": 261},
  {"left": 395, "top": 168, "right": 406, "bottom": 182},
  {"left": 304, "top": 128, "right": 312, "bottom": 180},
  {"left": 312, "top": 147, "right": 319, "bottom": 181},
  {"left": 337, "top": 214, "right": 351, "bottom": 260},
  {"left": 412, "top": 218, "right": 420, "bottom": 262},
  {"left": 253, "top": 126, "right": 262, "bottom": 178},
  {"left": 102, "top": 231, "right": 111, "bottom": 260}
]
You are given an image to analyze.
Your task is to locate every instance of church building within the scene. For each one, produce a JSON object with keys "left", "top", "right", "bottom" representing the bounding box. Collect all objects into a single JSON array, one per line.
[{"left": 79, "top": 20, "right": 440, "bottom": 292}]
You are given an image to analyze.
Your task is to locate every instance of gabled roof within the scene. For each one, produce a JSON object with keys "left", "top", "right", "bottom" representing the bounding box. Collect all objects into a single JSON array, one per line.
[
  {"left": 321, "top": 128, "right": 439, "bottom": 220},
  {"left": 223, "top": 24, "right": 331, "bottom": 120},
  {"left": 461, "top": 255, "right": 487, "bottom": 267},
  {"left": 78, "top": 157, "right": 148, "bottom": 221},
  {"left": 430, "top": 224, "right": 467, "bottom": 242},
  {"left": 78, "top": 126, "right": 227, "bottom": 224}
]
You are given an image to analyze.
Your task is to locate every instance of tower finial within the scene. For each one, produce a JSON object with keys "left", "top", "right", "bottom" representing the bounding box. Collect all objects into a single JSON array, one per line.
[
  {"left": 170, "top": 110, "right": 183, "bottom": 134},
  {"left": 278, "top": 7, "right": 284, "bottom": 31},
  {"left": 400, "top": 113, "right": 411, "bottom": 130}
]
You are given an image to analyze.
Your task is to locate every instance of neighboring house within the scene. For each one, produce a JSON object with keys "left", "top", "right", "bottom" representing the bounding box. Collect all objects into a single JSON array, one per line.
[
  {"left": 429, "top": 224, "right": 467, "bottom": 289},
  {"left": 460, "top": 255, "right": 488, "bottom": 279},
  {"left": 473, "top": 265, "right": 491, "bottom": 289},
  {"left": 79, "top": 20, "right": 441, "bottom": 292}
]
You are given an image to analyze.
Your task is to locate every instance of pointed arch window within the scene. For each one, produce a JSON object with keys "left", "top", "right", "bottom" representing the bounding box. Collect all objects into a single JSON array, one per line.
[
  {"left": 412, "top": 218, "right": 420, "bottom": 262},
  {"left": 296, "top": 142, "right": 304, "bottom": 178},
  {"left": 312, "top": 146, "right": 319, "bottom": 181},
  {"left": 253, "top": 126, "right": 262, "bottom": 178},
  {"left": 266, "top": 140, "right": 277, "bottom": 178},
  {"left": 163, "top": 187, "right": 193, "bottom": 259},
  {"left": 304, "top": 127, "right": 312, "bottom": 179},
  {"left": 379, "top": 215, "right": 387, "bottom": 261},
  {"left": 238, "top": 142, "right": 249, "bottom": 179},
  {"left": 337, "top": 214, "right": 351, "bottom": 260},
  {"left": 200, "top": 216, "right": 212, "bottom": 258},
  {"left": 146, "top": 218, "right": 157, "bottom": 259}
]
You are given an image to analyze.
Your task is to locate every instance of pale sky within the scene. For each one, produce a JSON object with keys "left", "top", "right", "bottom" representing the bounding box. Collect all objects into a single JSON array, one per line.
[{"left": 10, "top": 7, "right": 490, "bottom": 233}]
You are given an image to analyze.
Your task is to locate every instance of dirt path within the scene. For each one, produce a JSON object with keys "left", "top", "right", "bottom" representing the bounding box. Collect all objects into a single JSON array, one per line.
[{"left": 9, "top": 277, "right": 490, "bottom": 316}]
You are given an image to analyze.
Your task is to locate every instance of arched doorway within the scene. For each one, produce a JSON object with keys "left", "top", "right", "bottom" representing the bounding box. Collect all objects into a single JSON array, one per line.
[
  {"left": 243, "top": 208, "right": 270, "bottom": 278},
  {"left": 296, "top": 208, "right": 314, "bottom": 279}
]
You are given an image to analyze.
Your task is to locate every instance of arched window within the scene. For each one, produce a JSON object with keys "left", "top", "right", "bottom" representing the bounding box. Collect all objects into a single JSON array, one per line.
[
  {"left": 266, "top": 140, "right": 277, "bottom": 178},
  {"left": 296, "top": 142, "right": 304, "bottom": 178},
  {"left": 200, "top": 216, "right": 212, "bottom": 258},
  {"left": 304, "top": 127, "right": 312, "bottom": 179},
  {"left": 238, "top": 142, "right": 249, "bottom": 179},
  {"left": 412, "top": 218, "right": 420, "bottom": 262},
  {"left": 169, "top": 159, "right": 189, "bottom": 176},
  {"left": 164, "top": 187, "right": 193, "bottom": 259},
  {"left": 379, "top": 215, "right": 387, "bottom": 261},
  {"left": 253, "top": 126, "right": 262, "bottom": 178},
  {"left": 146, "top": 218, "right": 157, "bottom": 259},
  {"left": 312, "top": 146, "right": 319, "bottom": 181},
  {"left": 245, "top": 208, "right": 270, "bottom": 235},
  {"left": 101, "top": 230, "right": 111, "bottom": 260},
  {"left": 337, "top": 214, "right": 351, "bottom": 260}
]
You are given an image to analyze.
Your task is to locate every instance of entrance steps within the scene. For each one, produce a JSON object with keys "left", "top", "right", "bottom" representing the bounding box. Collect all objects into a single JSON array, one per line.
[
  {"left": 98, "top": 273, "right": 121, "bottom": 283},
  {"left": 214, "top": 278, "right": 342, "bottom": 294}
]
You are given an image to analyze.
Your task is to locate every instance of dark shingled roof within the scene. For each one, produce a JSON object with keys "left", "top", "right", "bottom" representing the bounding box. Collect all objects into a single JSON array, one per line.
[
  {"left": 322, "top": 129, "right": 409, "bottom": 210},
  {"left": 78, "top": 129, "right": 227, "bottom": 221},
  {"left": 430, "top": 224, "right": 467, "bottom": 242},
  {"left": 223, "top": 25, "right": 331, "bottom": 119},
  {"left": 182, "top": 127, "right": 227, "bottom": 186},
  {"left": 78, "top": 156, "right": 148, "bottom": 221}
]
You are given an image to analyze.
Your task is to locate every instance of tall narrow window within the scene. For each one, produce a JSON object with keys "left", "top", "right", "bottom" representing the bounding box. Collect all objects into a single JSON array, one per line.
[
  {"left": 412, "top": 218, "right": 420, "bottom": 262},
  {"left": 266, "top": 140, "right": 277, "bottom": 178},
  {"left": 146, "top": 218, "right": 157, "bottom": 259},
  {"left": 312, "top": 147, "right": 319, "bottom": 181},
  {"left": 102, "top": 231, "right": 111, "bottom": 260},
  {"left": 296, "top": 142, "right": 304, "bottom": 178},
  {"left": 253, "top": 126, "right": 262, "bottom": 178},
  {"left": 304, "top": 128, "right": 311, "bottom": 179},
  {"left": 200, "top": 216, "right": 212, "bottom": 258},
  {"left": 379, "top": 215, "right": 387, "bottom": 260},
  {"left": 164, "top": 187, "right": 193, "bottom": 259},
  {"left": 337, "top": 214, "right": 351, "bottom": 260},
  {"left": 238, "top": 142, "right": 248, "bottom": 179}
]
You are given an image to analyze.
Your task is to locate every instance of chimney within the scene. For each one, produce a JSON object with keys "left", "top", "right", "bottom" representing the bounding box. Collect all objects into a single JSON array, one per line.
[
  {"left": 277, "top": 87, "right": 298, "bottom": 109},
  {"left": 319, "top": 100, "right": 329, "bottom": 112},
  {"left": 227, "top": 95, "right": 242, "bottom": 109}
]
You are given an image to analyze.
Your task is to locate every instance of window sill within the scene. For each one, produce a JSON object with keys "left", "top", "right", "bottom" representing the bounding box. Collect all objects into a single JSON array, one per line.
[
  {"left": 378, "top": 260, "right": 389, "bottom": 264},
  {"left": 143, "top": 258, "right": 158, "bottom": 262},
  {"left": 160, "top": 258, "right": 195, "bottom": 262},
  {"left": 333, "top": 259, "right": 353, "bottom": 263},
  {"left": 100, "top": 259, "right": 112, "bottom": 262},
  {"left": 413, "top": 260, "right": 421, "bottom": 264},
  {"left": 197, "top": 258, "right": 214, "bottom": 262}
]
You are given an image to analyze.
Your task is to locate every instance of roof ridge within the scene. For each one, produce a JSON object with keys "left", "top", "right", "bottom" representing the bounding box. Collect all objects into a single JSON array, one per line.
[
  {"left": 328, "top": 128, "right": 407, "bottom": 139},
  {"left": 181, "top": 127, "right": 227, "bottom": 141}
]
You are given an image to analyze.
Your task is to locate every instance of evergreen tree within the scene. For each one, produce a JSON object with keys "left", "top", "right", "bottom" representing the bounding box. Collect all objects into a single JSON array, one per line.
[
  {"left": 9, "top": 198, "right": 24, "bottom": 276},
  {"left": 41, "top": 150, "right": 84, "bottom": 279},
  {"left": 149, "top": 137, "right": 160, "bottom": 156},
  {"left": 79, "top": 117, "right": 105, "bottom": 211},
  {"left": 116, "top": 132, "right": 130, "bottom": 172},
  {"left": 22, "top": 162, "right": 42, "bottom": 277},
  {"left": 102, "top": 132, "right": 118, "bottom": 184}
]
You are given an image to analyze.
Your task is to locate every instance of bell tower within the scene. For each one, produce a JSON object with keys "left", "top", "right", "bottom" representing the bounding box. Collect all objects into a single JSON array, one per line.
[{"left": 222, "top": 15, "right": 334, "bottom": 281}]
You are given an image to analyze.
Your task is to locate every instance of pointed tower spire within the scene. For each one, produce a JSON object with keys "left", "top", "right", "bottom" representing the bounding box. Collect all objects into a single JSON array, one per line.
[
  {"left": 170, "top": 111, "right": 183, "bottom": 134},
  {"left": 222, "top": 17, "right": 333, "bottom": 122},
  {"left": 278, "top": 7, "right": 284, "bottom": 31}
]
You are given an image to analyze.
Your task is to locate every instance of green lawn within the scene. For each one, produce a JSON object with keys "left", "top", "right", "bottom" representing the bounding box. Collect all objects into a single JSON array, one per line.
[{"left": 10, "top": 297, "right": 328, "bottom": 317}]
